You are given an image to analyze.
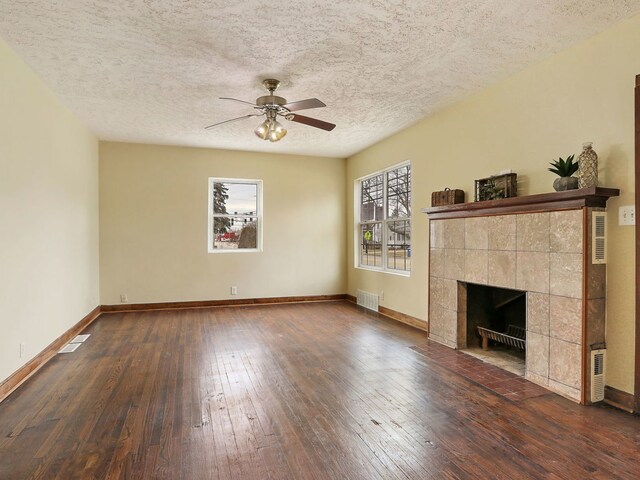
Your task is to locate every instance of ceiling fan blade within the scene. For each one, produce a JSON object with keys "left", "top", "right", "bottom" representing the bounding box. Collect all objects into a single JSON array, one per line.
[
  {"left": 283, "top": 98, "right": 326, "bottom": 112},
  {"left": 219, "top": 97, "right": 258, "bottom": 107},
  {"left": 285, "top": 114, "right": 336, "bottom": 131},
  {"left": 205, "top": 114, "right": 260, "bottom": 129}
]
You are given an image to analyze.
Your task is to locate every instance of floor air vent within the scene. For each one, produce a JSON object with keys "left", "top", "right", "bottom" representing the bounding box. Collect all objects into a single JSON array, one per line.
[
  {"left": 58, "top": 334, "right": 90, "bottom": 354},
  {"left": 58, "top": 343, "right": 81, "bottom": 354},
  {"left": 357, "top": 290, "right": 379, "bottom": 312},
  {"left": 590, "top": 349, "right": 606, "bottom": 403}
]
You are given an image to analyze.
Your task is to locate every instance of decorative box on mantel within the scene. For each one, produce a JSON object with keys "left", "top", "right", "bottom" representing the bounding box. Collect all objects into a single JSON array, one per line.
[
  {"left": 431, "top": 188, "right": 465, "bottom": 207},
  {"left": 421, "top": 187, "right": 619, "bottom": 404}
]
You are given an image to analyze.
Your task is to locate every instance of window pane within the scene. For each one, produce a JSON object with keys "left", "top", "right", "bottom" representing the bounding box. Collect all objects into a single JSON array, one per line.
[
  {"left": 360, "top": 223, "right": 382, "bottom": 268},
  {"left": 386, "top": 220, "right": 411, "bottom": 271},
  {"left": 213, "top": 182, "right": 258, "bottom": 216},
  {"left": 212, "top": 216, "right": 258, "bottom": 250},
  {"left": 360, "top": 174, "right": 384, "bottom": 222},
  {"left": 387, "top": 165, "right": 411, "bottom": 218}
]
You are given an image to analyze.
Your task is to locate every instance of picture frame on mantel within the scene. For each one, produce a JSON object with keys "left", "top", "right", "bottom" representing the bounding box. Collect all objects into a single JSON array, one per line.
[{"left": 474, "top": 173, "right": 517, "bottom": 201}]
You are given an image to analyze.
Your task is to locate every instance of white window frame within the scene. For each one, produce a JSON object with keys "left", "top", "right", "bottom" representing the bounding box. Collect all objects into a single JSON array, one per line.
[
  {"left": 355, "top": 161, "right": 411, "bottom": 276},
  {"left": 208, "top": 177, "right": 263, "bottom": 253}
]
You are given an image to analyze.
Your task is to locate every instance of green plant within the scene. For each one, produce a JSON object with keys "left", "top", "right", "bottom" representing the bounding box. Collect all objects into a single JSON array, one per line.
[
  {"left": 480, "top": 179, "right": 505, "bottom": 200},
  {"left": 548, "top": 154, "right": 578, "bottom": 177}
]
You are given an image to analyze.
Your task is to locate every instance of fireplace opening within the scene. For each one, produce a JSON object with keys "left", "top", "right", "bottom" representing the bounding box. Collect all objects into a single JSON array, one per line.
[{"left": 463, "top": 283, "right": 526, "bottom": 375}]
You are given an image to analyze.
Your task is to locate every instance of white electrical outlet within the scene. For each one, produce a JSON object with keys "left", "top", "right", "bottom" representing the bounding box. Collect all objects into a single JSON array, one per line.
[
  {"left": 120, "top": 293, "right": 128, "bottom": 303},
  {"left": 380, "top": 291, "right": 384, "bottom": 300},
  {"left": 230, "top": 286, "right": 238, "bottom": 295},
  {"left": 618, "top": 205, "right": 635, "bottom": 226},
  {"left": 20, "top": 343, "right": 26, "bottom": 358}
]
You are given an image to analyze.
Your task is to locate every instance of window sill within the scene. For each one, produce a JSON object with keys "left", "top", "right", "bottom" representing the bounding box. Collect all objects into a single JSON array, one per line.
[
  {"left": 355, "top": 265, "right": 411, "bottom": 277},
  {"left": 208, "top": 248, "right": 262, "bottom": 254}
]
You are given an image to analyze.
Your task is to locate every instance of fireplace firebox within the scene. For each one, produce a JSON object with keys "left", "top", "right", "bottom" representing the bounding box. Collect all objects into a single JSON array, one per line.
[{"left": 466, "top": 284, "right": 526, "bottom": 350}]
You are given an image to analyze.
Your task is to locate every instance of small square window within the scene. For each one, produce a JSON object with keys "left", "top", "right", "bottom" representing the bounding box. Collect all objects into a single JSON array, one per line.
[{"left": 208, "top": 178, "right": 262, "bottom": 253}]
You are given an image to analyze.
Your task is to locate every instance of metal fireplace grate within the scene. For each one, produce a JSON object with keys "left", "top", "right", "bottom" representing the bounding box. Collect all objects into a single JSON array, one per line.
[{"left": 477, "top": 325, "right": 526, "bottom": 350}]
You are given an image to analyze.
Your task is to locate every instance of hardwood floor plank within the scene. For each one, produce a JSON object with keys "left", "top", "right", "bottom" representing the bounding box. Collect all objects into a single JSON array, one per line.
[{"left": 1, "top": 301, "right": 639, "bottom": 479}]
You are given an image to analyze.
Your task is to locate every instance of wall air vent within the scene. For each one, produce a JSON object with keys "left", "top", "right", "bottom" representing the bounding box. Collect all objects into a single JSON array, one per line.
[
  {"left": 592, "top": 212, "right": 607, "bottom": 264},
  {"left": 590, "top": 349, "right": 606, "bottom": 403},
  {"left": 357, "top": 290, "right": 379, "bottom": 312}
]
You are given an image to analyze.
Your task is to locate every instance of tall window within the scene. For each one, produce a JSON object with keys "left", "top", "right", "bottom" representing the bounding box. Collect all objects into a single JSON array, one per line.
[
  {"left": 357, "top": 163, "right": 411, "bottom": 273},
  {"left": 208, "top": 178, "right": 262, "bottom": 252}
]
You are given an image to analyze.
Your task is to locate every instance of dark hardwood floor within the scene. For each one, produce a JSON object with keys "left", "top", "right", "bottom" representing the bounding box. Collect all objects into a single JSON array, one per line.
[{"left": 0, "top": 301, "right": 639, "bottom": 479}]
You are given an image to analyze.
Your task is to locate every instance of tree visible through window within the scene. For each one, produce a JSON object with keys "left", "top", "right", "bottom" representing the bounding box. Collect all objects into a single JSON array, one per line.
[
  {"left": 208, "top": 178, "right": 262, "bottom": 252},
  {"left": 358, "top": 163, "right": 411, "bottom": 272}
]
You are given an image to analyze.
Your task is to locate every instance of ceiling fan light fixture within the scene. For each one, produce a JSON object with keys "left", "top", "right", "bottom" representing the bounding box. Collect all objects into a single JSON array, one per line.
[
  {"left": 267, "top": 119, "right": 287, "bottom": 142},
  {"left": 254, "top": 119, "right": 270, "bottom": 140}
]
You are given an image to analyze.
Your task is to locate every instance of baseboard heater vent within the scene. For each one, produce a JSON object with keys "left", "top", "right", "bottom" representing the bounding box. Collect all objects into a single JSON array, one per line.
[
  {"left": 590, "top": 348, "right": 606, "bottom": 403},
  {"left": 592, "top": 212, "right": 607, "bottom": 264},
  {"left": 357, "top": 290, "right": 379, "bottom": 312}
]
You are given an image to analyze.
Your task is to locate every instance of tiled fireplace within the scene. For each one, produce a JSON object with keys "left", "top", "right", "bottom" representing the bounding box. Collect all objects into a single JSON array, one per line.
[{"left": 423, "top": 188, "right": 618, "bottom": 403}]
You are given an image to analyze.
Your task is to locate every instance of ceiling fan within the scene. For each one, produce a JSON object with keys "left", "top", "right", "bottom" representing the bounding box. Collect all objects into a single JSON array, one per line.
[{"left": 205, "top": 79, "right": 336, "bottom": 142}]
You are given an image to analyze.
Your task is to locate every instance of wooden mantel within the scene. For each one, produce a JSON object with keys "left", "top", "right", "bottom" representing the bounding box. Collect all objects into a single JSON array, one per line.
[{"left": 422, "top": 187, "right": 620, "bottom": 220}]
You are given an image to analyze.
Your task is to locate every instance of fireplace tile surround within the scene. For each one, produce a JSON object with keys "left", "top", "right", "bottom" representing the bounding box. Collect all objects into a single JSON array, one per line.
[{"left": 423, "top": 189, "right": 619, "bottom": 404}]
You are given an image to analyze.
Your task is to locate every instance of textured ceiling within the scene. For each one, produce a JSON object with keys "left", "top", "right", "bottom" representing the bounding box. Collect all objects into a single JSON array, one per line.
[{"left": 1, "top": 1, "right": 640, "bottom": 158}]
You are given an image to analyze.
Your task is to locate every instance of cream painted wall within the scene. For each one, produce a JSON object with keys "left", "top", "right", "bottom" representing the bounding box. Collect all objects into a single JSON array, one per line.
[
  {"left": 347, "top": 15, "right": 640, "bottom": 393},
  {"left": 0, "top": 38, "right": 100, "bottom": 383},
  {"left": 99, "top": 142, "right": 346, "bottom": 304}
]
